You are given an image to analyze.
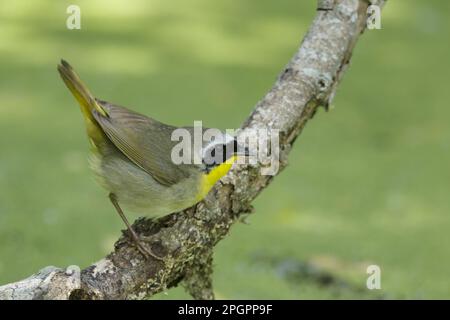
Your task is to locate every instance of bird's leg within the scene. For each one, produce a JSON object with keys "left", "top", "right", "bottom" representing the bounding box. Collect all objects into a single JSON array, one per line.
[{"left": 108, "top": 193, "right": 163, "bottom": 261}]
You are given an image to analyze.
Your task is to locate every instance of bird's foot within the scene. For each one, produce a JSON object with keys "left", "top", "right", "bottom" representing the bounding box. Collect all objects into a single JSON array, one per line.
[{"left": 126, "top": 232, "right": 164, "bottom": 261}]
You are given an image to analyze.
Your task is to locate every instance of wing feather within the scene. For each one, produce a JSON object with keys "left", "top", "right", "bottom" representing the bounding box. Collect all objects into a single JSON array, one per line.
[{"left": 92, "top": 100, "right": 190, "bottom": 186}]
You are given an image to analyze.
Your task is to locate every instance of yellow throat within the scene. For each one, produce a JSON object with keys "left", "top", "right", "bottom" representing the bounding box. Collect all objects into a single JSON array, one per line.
[{"left": 197, "top": 155, "right": 238, "bottom": 201}]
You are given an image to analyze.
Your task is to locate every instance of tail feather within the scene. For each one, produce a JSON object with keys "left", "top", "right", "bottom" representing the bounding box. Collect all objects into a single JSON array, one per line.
[
  {"left": 57, "top": 59, "right": 109, "bottom": 147},
  {"left": 57, "top": 59, "right": 108, "bottom": 118}
]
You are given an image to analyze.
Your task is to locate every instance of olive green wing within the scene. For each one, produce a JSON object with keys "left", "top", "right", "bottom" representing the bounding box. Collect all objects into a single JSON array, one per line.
[{"left": 92, "top": 100, "right": 190, "bottom": 186}]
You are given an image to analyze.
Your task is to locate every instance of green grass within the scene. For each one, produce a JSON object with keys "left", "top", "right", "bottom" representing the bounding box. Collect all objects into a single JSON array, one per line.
[{"left": 1, "top": 0, "right": 450, "bottom": 299}]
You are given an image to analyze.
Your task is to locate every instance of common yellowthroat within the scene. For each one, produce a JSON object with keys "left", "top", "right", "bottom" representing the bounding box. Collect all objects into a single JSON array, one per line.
[{"left": 57, "top": 59, "right": 247, "bottom": 259}]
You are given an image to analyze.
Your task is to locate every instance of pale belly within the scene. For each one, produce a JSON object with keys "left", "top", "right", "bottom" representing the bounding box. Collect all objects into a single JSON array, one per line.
[{"left": 89, "top": 152, "right": 202, "bottom": 217}]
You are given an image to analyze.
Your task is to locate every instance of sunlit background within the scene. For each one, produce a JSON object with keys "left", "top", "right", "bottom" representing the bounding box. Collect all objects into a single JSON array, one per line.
[{"left": 1, "top": 0, "right": 450, "bottom": 299}]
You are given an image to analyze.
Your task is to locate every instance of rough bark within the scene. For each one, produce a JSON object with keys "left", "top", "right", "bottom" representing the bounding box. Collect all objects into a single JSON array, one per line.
[{"left": 0, "top": 0, "right": 385, "bottom": 300}]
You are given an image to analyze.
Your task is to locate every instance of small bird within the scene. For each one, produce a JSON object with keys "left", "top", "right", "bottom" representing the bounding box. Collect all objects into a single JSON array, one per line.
[{"left": 57, "top": 59, "right": 247, "bottom": 259}]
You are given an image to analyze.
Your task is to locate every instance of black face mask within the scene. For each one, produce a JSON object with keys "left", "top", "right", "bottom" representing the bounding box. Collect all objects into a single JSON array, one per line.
[{"left": 202, "top": 138, "right": 238, "bottom": 172}]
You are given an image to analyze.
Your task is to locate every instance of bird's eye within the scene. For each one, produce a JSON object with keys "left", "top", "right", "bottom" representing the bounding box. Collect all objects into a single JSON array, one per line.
[
  {"left": 211, "top": 144, "right": 227, "bottom": 163},
  {"left": 221, "top": 144, "right": 227, "bottom": 162},
  {"left": 203, "top": 143, "right": 233, "bottom": 170},
  {"left": 233, "top": 139, "right": 238, "bottom": 153}
]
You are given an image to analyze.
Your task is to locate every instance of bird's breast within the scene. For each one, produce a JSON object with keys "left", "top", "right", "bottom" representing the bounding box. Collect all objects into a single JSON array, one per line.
[{"left": 196, "top": 155, "right": 237, "bottom": 201}]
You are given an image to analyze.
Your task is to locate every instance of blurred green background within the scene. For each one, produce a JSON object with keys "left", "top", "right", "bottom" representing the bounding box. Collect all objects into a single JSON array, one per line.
[{"left": 1, "top": 0, "right": 450, "bottom": 299}]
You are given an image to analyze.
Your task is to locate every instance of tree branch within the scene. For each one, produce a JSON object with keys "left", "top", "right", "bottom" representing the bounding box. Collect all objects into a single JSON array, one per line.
[{"left": 0, "top": 0, "right": 386, "bottom": 300}]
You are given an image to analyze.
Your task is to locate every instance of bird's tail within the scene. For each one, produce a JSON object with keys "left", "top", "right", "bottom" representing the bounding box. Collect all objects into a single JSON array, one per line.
[{"left": 57, "top": 59, "right": 108, "bottom": 146}]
